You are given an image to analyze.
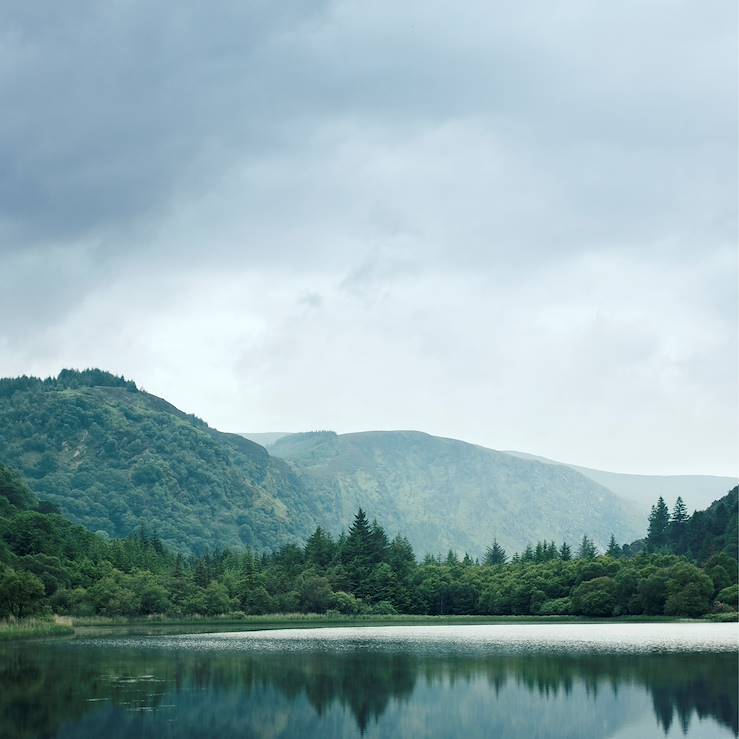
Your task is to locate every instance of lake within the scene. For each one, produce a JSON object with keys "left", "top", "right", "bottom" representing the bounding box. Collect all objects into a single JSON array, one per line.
[{"left": 1, "top": 623, "right": 737, "bottom": 738}]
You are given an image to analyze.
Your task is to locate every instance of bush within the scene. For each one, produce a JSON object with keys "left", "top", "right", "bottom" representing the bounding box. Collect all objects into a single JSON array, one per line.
[
  {"left": 0, "top": 568, "right": 45, "bottom": 618},
  {"left": 572, "top": 577, "right": 617, "bottom": 617},
  {"left": 538, "top": 597, "right": 572, "bottom": 615},
  {"left": 663, "top": 563, "right": 713, "bottom": 618},
  {"left": 715, "top": 584, "right": 739, "bottom": 610},
  {"left": 366, "top": 600, "right": 398, "bottom": 615},
  {"left": 331, "top": 591, "right": 360, "bottom": 615}
]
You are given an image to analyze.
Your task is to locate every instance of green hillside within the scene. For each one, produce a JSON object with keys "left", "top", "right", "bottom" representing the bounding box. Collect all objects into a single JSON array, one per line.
[
  {"left": 270, "top": 431, "right": 643, "bottom": 556},
  {"left": 0, "top": 371, "right": 322, "bottom": 553},
  {"left": 0, "top": 370, "right": 645, "bottom": 557}
]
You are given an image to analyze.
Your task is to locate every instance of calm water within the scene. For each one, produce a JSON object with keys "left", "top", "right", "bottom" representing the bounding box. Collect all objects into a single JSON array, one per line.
[{"left": 1, "top": 623, "right": 737, "bottom": 738}]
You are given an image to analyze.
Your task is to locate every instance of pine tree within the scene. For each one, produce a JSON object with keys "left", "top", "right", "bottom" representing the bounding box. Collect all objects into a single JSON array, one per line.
[
  {"left": 343, "top": 508, "right": 374, "bottom": 597},
  {"left": 305, "top": 526, "right": 335, "bottom": 568},
  {"left": 669, "top": 496, "right": 689, "bottom": 553},
  {"left": 577, "top": 535, "right": 597, "bottom": 560},
  {"left": 368, "top": 521, "right": 390, "bottom": 565},
  {"left": 672, "top": 497, "right": 688, "bottom": 523},
  {"left": 534, "top": 542, "right": 545, "bottom": 563},
  {"left": 484, "top": 540, "right": 507, "bottom": 566},
  {"left": 559, "top": 541, "right": 572, "bottom": 561},
  {"left": 646, "top": 496, "right": 671, "bottom": 551},
  {"left": 606, "top": 534, "right": 621, "bottom": 558}
]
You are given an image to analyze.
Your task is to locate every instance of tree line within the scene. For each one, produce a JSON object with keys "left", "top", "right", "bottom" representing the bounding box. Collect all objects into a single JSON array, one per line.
[{"left": 0, "top": 462, "right": 736, "bottom": 620}]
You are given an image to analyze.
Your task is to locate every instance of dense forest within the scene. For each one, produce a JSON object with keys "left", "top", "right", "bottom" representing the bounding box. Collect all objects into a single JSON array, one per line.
[
  {"left": 0, "top": 461, "right": 736, "bottom": 620},
  {"left": 0, "top": 370, "right": 323, "bottom": 552},
  {"left": 0, "top": 370, "right": 644, "bottom": 556}
]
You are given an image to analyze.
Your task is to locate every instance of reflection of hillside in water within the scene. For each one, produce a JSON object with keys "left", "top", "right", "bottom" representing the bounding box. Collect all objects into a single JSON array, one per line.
[{"left": 0, "top": 645, "right": 736, "bottom": 738}]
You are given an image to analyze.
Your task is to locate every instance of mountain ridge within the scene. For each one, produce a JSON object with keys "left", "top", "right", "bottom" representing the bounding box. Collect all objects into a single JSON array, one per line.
[{"left": 0, "top": 371, "right": 649, "bottom": 556}]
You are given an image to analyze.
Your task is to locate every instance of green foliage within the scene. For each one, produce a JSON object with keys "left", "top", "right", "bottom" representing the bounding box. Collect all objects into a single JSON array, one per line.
[
  {"left": 572, "top": 577, "right": 617, "bottom": 616},
  {"left": 270, "top": 430, "right": 643, "bottom": 557},
  {"left": 0, "top": 568, "right": 45, "bottom": 618},
  {"left": 639, "top": 488, "right": 738, "bottom": 562},
  {"left": 0, "top": 370, "right": 323, "bottom": 554},
  {"left": 0, "top": 464, "right": 735, "bottom": 622},
  {"left": 715, "top": 584, "right": 738, "bottom": 610},
  {"left": 0, "top": 464, "right": 37, "bottom": 510}
]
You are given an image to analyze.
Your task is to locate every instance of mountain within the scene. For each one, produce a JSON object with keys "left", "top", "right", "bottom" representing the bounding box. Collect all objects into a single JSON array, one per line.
[
  {"left": 0, "top": 370, "right": 643, "bottom": 557},
  {"left": 505, "top": 451, "right": 737, "bottom": 514},
  {"left": 0, "top": 371, "right": 326, "bottom": 553},
  {"left": 269, "top": 431, "right": 643, "bottom": 556}
]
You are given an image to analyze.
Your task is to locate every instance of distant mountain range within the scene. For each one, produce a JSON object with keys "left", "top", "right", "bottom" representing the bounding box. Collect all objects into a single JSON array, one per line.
[
  {"left": 502, "top": 452, "right": 736, "bottom": 514},
  {"left": 244, "top": 433, "right": 737, "bottom": 516},
  {"left": 264, "top": 430, "right": 643, "bottom": 557},
  {"left": 0, "top": 369, "right": 730, "bottom": 557}
]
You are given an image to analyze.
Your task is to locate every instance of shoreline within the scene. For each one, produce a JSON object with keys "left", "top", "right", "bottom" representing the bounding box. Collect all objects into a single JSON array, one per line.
[{"left": 3, "top": 612, "right": 735, "bottom": 642}]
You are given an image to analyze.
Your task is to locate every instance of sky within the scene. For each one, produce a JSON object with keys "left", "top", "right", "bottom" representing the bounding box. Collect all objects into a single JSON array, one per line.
[{"left": 1, "top": 0, "right": 737, "bottom": 476}]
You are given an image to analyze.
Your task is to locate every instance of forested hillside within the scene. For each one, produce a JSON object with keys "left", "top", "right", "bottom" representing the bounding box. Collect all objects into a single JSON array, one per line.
[
  {"left": 0, "top": 371, "right": 645, "bottom": 556},
  {"left": 270, "top": 431, "right": 643, "bottom": 556},
  {"left": 0, "top": 464, "right": 736, "bottom": 620},
  {"left": 0, "top": 370, "right": 324, "bottom": 553}
]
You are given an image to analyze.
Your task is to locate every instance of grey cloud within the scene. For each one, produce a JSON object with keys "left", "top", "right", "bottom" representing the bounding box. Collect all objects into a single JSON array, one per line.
[{"left": 0, "top": 0, "right": 735, "bottom": 474}]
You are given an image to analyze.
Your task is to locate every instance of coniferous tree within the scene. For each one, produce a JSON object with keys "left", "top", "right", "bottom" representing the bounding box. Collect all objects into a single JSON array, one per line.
[
  {"left": 577, "top": 535, "right": 597, "bottom": 560},
  {"left": 606, "top": 534, "right": 621, "bottom": 558},
  {"left": 668, "top": 496, "right": 689, "bottom": 554},
  {"left": 484, "top": 540, "right": 507, "bottom": 566},
  {"left": 559, "top": 542, "right": 572, "bottom": 561},
  {"left": 646, "top": 496, "right": 671, "bottom": 551},
  {"left": 304, "top": 526, "right": 335, "bottom": 568},
  {"left": 534, "top": 542, "right": 545, "bottom": 563},
  {"left": 672, "top": 496, "right": 689, "bottom": 523}
]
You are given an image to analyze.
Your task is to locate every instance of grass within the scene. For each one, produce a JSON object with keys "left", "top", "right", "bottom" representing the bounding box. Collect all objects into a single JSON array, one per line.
[
  {"left": 705, "top": 611, "right": 739, "bottom": 623},
  {"left": 1, "top": 612, "right": 722, "bottom": 640},
  {"left": 0, "top": 616, "right": 74, "bottom": 641},
  {"left": 67, "top": 612, "right": 705, "bottom": 635}
]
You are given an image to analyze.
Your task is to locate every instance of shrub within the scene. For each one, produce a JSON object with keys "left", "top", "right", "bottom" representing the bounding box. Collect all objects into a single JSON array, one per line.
[
  {"left": 572, "top": 577, "right": 617, "bottom": 617},
  {"left": 538, "top": 597, "right": 572, "bottom": 616}
]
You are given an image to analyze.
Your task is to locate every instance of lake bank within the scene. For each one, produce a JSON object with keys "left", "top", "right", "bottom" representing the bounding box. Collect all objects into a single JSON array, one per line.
[{"left": 3, "top": 612, "right": 735, "bottom": 641}]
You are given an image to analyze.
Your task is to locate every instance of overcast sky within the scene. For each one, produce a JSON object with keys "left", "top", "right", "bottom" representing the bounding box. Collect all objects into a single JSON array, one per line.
[{"left": 1, "top": 0, "right": 736, "bottom": 476}]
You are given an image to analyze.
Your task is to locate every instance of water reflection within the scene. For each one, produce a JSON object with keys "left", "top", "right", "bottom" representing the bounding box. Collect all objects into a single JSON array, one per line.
[{"left": 1, "top": 637, "right": 736, "bottom": 738}]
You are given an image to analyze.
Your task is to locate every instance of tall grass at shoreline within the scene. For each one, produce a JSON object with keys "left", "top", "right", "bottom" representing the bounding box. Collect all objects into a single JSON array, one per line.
[{"left": 0, "top": 616, "right": 74, "bottom": 640}]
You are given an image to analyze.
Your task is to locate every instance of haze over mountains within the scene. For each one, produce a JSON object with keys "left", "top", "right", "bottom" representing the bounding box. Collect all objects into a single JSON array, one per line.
[
  {"left": 266, "top": 430, "right": 642, "bottom": 557},
  {"left": 1, "top": 369, "right": 730, "bottom": 557},
  {"left": 244, "top": 433, "right": 737, "bottom": 516},
  {"left": 504, "top": 451, "right": 737, "bottom": 515}
]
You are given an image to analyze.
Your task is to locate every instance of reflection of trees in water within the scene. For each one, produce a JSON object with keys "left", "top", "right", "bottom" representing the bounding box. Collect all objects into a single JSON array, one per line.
[{"left": 0, "top": 645, "right": 736, "bottom": 738}]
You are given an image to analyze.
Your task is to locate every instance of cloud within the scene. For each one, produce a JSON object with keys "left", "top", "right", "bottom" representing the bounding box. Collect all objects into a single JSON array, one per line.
[{"left": 0, "top": 0, "right": 736, "bottom": 475}]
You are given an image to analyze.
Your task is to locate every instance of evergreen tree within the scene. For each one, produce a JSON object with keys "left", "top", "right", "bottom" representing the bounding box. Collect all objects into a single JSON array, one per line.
[
  {"left": 304, "top": 526, "right": 335, "bottom": 568},
  {"left": 672, "top": 496, "right": 689, "bottom": 523},
  {"left": 668, "top": 496, "right": 690, "bottom": 554},
  {"left": 559, "top": 542, "right": 572, "bottom": 561},
  {"left": 577, "top": 535, "right": 597, "bottom": 560},
  {"left": 606, "top": 534, "right": 621, "bottom": 558},
  {"left": 484, "top": 540, "right": 507, "bottom": 566},
  {"left": 534, "top": 542, "right": 545, "bottom": 563},
  {"left": 368, "top": 521, "right": 390, "bottom": 565},
  {"left": 646, "top": 497, "right": 671, "bottom": 551}
]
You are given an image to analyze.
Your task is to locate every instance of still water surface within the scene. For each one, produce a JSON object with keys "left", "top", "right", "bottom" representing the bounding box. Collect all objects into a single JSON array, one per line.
[{"left": 2, "top": 623, "right": 737, "bottom": 738}]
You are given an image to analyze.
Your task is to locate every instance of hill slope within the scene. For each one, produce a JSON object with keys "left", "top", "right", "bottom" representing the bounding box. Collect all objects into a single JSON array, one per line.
[
  {"left": 0, "top": 371, "right": 323, "bottom": 553},
  {"left": 270, "top": 431, "right": 644, "bottom": 556},
  {"left": 505, "top": 451, "right": 737, "bottom": 513}
]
